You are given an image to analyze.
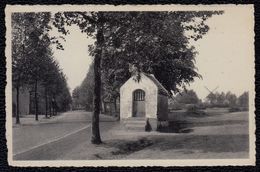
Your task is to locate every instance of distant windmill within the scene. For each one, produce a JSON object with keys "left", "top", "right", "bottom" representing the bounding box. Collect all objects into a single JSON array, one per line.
[
  {"left": 204, "top": 86, "right": 219, "bottom": 104},
  {"left": 204, "top": 86, "right": 219, "bottom": 94}
]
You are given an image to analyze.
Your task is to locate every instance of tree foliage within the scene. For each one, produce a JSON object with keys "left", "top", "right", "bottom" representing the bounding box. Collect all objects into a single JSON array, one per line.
[
  {"left": 78, "top": 63, "right": 95, "bottom": 110},
  {"left": 225, "top": 91, "right": 237, "bottom": 107},
  {"left": 205, "top": 91, "right": 249, "bottom": 108},
  {"left": 54, "top": 11, "right": 223, "bottom": 99},
  {"left": 99, "top": 11, "right": 223, "bottom": 98},
  {"left": 238, "top": 91, "right": 249, "bottom": 107},
  {"left": 12, "top": 12, "right": 71, "bottom": 121},
  {"left": 53, "top": 11, "right": 223, "bottom": 144},
  {"left": 175, "top": 89, "right": 200, "bottom": 104}
]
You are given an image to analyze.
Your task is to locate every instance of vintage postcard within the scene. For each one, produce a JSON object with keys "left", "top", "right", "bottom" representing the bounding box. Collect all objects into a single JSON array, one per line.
[{"left": 5, "top": 4, "right": 255, "bottom": 167}]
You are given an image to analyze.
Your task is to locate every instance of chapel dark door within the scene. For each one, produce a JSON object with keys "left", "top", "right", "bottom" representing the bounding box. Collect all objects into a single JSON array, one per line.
[{"left": 132, "top": 89, "right": 145, "bottom": 117}]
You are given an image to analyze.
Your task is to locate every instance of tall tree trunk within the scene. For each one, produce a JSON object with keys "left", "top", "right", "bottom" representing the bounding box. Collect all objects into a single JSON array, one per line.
[
  {"left": 114, "top": 98, "right": 117, "bottom": 113},
  {"left": 103, "top": 99, "right": 107, "bottom": 113},
  {"left": 118, "top": 96, "right": 120, "bottom": 121},
  {"left": 16, "top": 86, "right": 20, "bottom": 124},
  {"left": 92, "top": 49, "right": 102, "bottom": 144},
  {"left": 91, "top": 16, "right": 104, "bottom": 144},
  {"left": 51, "top": 96, "right": 54, "bottom": 116},
  {"left": 34, "top": 79, "right": 38, "bottom": 121},
  {"left": 53, "top": 96, "right": 57, "bottom": 115},
  {"left": 110, "top": 103, "right": 113, "bottom": 116},
  {"left": 45, "top": 87, "right": 48, "bottom": 118},
  {"left": 49, "top": 96, "right": 52, "bottom": 117},
  {"left": 101, "top": 99, "right": 105, "bottom": 113},
  {"left": 114, "top": 97, "right": 119, "bottom": 120}
]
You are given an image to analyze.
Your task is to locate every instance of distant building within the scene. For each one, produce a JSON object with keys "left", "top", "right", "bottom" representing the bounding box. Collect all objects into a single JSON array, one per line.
[
  {"left": 120, "top": 73, "right": 170, "bottom": 131},
  {"left": 12, "top": 85, "right": 47, "bottom": 117},
  {"left": 12, "top": 87, "right": 30, "bottom": 117}
]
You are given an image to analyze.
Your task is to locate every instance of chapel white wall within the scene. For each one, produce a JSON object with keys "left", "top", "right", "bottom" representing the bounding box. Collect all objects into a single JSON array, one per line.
[{"left": 120, "top": 73, "right": 158, "bottom": 119}]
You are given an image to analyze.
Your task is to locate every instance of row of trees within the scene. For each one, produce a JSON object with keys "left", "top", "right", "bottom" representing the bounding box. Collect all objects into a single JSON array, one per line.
[
  {"left": 174, "top": 90, "right": 201, "bottom": 105},
  {"left": 170, "top": 89, "right": 249, "bottom": 110},
  {"left": 53, "top": 11, "right": 223, "bottom": 144},
  {"left": 206, "top": 91, "right": 249, "bottom": 108},
  {"left": 12, "top": 12, "right": 72, "bottom": 124},
  {"left": 72, "top": 62, "right": 119, "bottom": 114},
  {"left": 72, "top": 63, "right": 94, "bottom": 111}
]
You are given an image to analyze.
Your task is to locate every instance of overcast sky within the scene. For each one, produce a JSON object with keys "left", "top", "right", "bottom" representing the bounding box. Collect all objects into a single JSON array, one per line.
[{"left": 50, "top": 6, "right": 254, "bottom": 100}]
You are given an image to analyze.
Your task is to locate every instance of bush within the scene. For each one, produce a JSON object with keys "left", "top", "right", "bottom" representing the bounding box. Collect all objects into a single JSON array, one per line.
[
  {"left": 240, "top": 107, "right": 249, "bottom": 111},
  {"left": 186, "top": 104, "right": 199, "bottom": 111},
  {"left": 229, "top": 106, "right": 249, "bottom": 112},
  {"left": 169, "top": 102, "right": 183, "bottom": 111},
  {"left": 197, "top": 103, "right": 207, "bottom": 110},
  {"left": 186, "top": 104, "right": 207, "bottom": 117},
  {"left": 228, "top": 107, "right": 240, "bottom": 112}
]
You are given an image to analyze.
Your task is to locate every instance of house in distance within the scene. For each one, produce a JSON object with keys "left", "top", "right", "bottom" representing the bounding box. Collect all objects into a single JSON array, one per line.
[{"left": 120, "top": 72, "right": 170, "bottom": 131}]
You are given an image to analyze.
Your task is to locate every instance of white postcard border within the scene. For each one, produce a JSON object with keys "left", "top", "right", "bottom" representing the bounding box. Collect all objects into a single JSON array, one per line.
[{"left": 5, "top": 4, "right": 256, "bottom": 167}]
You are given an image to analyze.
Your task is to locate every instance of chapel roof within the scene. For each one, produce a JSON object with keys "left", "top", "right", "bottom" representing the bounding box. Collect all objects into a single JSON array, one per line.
[{"left": 143, "top": 73, "right": 170, "bottom": 97}]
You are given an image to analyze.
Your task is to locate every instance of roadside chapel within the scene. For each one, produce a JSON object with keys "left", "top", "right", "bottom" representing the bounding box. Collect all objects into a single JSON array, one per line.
[{"left": 120, "top": 72, "right": 170, "bottom": 131}]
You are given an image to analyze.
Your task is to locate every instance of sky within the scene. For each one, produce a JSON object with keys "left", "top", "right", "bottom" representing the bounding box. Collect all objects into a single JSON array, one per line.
[
  {"left": 50, "top": 7, "right": 254, "bottom": 100},
  {"left": 188, "top": 7, "right": 254, "bottom": 100},
  {"left": 50, "top": 25, "right": 94, "bottom": 92}
]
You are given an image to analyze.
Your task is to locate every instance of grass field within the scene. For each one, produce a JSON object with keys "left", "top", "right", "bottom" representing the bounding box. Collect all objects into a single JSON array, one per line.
[{"left": 66, "top": 108, "right": 250, "bottom": 160}]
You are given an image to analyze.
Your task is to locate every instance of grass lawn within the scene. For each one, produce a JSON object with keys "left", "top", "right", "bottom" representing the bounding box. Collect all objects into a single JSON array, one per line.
[{"left": 61, "top": 108, "right": 249, "bottom": 160}]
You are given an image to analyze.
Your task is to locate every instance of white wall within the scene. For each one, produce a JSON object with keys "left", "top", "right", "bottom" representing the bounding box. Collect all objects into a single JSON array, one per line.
[{"left": 120, "top": 73, "right": 158, "bottom": 119}]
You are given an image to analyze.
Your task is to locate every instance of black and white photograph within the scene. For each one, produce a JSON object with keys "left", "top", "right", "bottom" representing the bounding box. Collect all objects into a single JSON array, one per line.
[{"left": 5, "top": 5, "right": 255, "bottom": 166}]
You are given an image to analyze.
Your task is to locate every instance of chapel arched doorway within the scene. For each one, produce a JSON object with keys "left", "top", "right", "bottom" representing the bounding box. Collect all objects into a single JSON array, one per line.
[{"left": 132, "top": 89, "right": 145, "bottom": 117}]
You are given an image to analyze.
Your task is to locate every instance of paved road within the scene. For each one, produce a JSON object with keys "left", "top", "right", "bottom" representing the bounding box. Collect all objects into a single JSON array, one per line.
[{"left": 13, "top": 110, "right": 118, "bottom": 160}]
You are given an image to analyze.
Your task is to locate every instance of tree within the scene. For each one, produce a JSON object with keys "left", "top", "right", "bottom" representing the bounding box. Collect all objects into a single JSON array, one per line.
[
  {"left": 11, "top": 13, "right": 26, "bottom": 124},
  {"left": 238, "top": 91, "right": 249, "bottom": 107},
  {"left": 54, "top": 12, "right": 105, "bottom": 144},
  {"left": 206, "top": 92, "right": 217, "bottom": 106},
  {"left": 12, "top": 12, "right": 71, "bottom": 121},
  {"left": 12, "top": 12, "right": 52, "bottom": 121},
  {"left": 78, "top": 63, "right": 94, "bottom": 111},
  {"left": 54, "top": 71, "right": 72, "bottom": 113},
  {"left": 225, "top": 91, "right": 237, "bottom": 107},
  {"left": 12, "top": 12, "right": 53, "bottom": 121},
  {"left": 100, "top": 12, "right": 222, "bottom": 96},
  {"left": 175, "top": 89, "right": 200, "bottom": 104},
  {"left": 77, "top": 62, "right": 117, "bottom": 114},
  {"left": 72, "top": 86, "right": 81, "bottom": 109},
  {"left": 216, "top": 92, "right": 226, "bottom": 107},
  {"left": 41, "top": 55, "right": 59, "bottom": 117},
  {"left": 53, "top": 11, "right": 223, "bottom": 144}
]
